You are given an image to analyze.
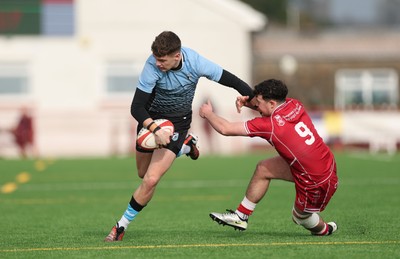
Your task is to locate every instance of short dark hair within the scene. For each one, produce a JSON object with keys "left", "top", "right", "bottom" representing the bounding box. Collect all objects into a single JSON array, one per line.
[
  {"left": 253, "top": 79, "right": 288, "bottom": 102},
  {"left": 151, "top": 31, "right": 181, "bottom": 57}
]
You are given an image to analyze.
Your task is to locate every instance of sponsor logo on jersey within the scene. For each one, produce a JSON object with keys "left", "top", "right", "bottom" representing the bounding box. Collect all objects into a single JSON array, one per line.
[{"left": 283, "top": 103, "right": 303, "bottom": 121}]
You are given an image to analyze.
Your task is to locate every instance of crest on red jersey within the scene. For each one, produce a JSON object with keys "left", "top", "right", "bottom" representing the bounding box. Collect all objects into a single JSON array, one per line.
[{"left": 274, "top": 115, "right": 285, "bottom": 126}]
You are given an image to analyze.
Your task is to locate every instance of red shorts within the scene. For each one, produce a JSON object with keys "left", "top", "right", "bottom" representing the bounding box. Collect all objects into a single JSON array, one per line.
[{"left": 294, "top": 172, "right": 338, "bottom": 213}]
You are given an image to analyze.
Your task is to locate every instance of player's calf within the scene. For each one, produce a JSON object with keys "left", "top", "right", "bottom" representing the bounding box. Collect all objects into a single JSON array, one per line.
[
  {"left": 292, "top": 208, "right": 337, "bottom": 236},
  {"left": 292, "top": 211, "right": 320, "bottom": 229}
]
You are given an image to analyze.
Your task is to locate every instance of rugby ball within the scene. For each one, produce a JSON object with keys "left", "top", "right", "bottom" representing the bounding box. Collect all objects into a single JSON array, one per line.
[{"left": 137, "top": 119, "right": 174, "bottom": 150}]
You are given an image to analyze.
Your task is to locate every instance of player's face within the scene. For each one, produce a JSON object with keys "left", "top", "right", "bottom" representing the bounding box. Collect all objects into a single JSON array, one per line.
[
  {"left": 255, "top": 95, "right": 275, "bottom": 117},
  {"left": 154, "top": 52, "right": 181, "bottom": 72}
]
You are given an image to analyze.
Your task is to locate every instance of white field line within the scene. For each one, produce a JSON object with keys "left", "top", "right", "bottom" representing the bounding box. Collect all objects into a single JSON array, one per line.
[
  {"left": 12, "top": 176, "right": 399, "bottom": 193},
  {"left": 347, "top": 152, "right": 397, "bottom": 162},
  {"left": 15, "top": 179, "right": 252, "bottom": 192}
]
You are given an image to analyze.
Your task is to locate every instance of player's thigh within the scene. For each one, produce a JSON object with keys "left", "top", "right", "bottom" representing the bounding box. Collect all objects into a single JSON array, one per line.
[
  {"left": 136, "top": 151, "right": 152, "bottom": 178},
  {"left": 143, "top": 148, "right": 176, "bottom": 185},
  {"left": 295, "top": 173, "right": 338, "bottom": 213},
  {"left": 256, "top": 155, "right": 293, "bottom": 181}
]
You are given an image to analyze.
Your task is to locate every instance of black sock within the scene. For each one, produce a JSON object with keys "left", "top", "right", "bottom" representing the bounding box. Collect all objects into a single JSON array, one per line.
[{"left": 129, "top": 196, "right": 145, "bottom": 212}]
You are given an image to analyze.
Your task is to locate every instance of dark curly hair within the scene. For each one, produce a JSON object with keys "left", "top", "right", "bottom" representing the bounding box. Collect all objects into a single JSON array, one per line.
[
  {"left": 253, "top": 79, "right": 288, "bottom": 102},
  {"left": 151, "top": 31, "right": 181, "bottom": 57}
]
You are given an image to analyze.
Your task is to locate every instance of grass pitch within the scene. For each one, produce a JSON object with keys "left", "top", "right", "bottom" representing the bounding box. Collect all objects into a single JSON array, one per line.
[{"left": 0, "top": 151, "right": 399, "bottom": 258}]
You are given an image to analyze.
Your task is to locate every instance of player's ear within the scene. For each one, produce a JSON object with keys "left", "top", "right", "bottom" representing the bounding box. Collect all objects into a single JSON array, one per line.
[
  {"left": 269, "top": 99, "right": 278, "bottom": 108},
  {"left": 174, "top": 51, "right": 181, "bottom": 60}
]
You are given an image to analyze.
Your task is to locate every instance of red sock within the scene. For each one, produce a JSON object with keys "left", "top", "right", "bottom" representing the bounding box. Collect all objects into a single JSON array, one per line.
[
  {"left": 237, "top": 204, "right": 253, "bottom": 216},
  {"left": 313, "top": 223, "right": 329, "bottom": 236}
]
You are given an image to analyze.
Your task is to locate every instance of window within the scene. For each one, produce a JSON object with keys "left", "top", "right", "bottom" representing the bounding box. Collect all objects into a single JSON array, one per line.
[
  {"left": 105, "top": 61, "right": 141, "bottom": 96},
  {"left": 335, "top": 69, "right": 398, "bottom": 110},
  {"left": 42, "top": 0, "right": 75, "bottom": 36},
  {"left": 0, "top": 0, "right": 75, "bottom": 36},
  {"left": 0, "top": 62, "right": 29, "bottom": 95}
]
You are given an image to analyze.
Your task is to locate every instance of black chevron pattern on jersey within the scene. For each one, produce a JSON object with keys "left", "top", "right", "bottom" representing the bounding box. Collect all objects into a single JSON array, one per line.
[{"left": 149, "top": 84, "right": 195, "bottom": 115}]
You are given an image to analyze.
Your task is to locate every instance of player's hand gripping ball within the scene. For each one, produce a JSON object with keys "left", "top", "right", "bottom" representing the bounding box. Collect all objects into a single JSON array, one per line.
[{"left": 137, "top": 119, "right": 174, "bottom": 150}]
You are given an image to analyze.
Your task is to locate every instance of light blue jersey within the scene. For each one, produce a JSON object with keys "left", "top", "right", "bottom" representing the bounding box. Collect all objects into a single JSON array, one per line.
[{"left": 138, "top": 47, "right": 223, "bottom": 116}]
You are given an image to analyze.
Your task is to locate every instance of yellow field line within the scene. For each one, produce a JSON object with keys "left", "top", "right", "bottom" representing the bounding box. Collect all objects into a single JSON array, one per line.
[{"left": 1, "top": 240, "right": 399, "bottom": 253}]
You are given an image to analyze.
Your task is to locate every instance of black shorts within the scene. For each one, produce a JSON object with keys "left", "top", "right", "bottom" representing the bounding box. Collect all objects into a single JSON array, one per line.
[{"left": 136, "top": 112, "right": 192, "bottom": 156}]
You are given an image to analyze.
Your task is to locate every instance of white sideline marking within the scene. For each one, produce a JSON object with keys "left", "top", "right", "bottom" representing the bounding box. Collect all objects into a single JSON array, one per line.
[
  {"left": 348, "top": 152, "right": 396, "bottom": 162},
  {"left": 13, "top": 175, "right": 399, "bottom": 193},
  {"left": 15, "top": 179, "right": 253, "bottom": 192}
]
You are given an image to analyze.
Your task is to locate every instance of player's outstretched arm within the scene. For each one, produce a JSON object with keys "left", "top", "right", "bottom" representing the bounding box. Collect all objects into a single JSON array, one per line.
[{"left": 199, "top": 100, "right": 246, "bottom": 136}]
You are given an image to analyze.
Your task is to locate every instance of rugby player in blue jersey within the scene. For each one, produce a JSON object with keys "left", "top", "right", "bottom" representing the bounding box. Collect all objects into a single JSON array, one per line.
[{"left": 105, "top": 31, "right": 255, "bottom": 241}]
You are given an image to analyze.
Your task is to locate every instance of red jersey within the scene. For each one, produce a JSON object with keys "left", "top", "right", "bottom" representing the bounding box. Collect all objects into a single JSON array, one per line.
[{"left": 245, "top": 98, "right": 336, "bottom": 187}]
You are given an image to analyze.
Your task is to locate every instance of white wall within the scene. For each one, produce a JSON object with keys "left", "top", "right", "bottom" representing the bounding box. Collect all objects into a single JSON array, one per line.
[{"left": 341, "top": 111, "right": 400, "bottom": 154}]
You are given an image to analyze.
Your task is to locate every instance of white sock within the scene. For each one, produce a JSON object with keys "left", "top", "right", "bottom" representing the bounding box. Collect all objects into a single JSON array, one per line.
[
  {"left": 117, "top": 203, "right": 140, "bottom": 230},
  {"left": 235, "top": 210, "right": 248, "bottom": 220},
  {"left": 235, "top": 196, "right": 257, "bottom": 220},
  {"left": 181, "top": 144, "right": 190, "bottom": 154},
  {"left": 241, "top": 196, "right": 257, "bottom": 211},
  {"left": 117, "top": 216, "right": 130, "bottom": 230}
]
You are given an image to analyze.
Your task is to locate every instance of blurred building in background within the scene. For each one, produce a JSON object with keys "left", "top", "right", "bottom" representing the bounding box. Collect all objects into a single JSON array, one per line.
[
  {"left": 0, "top": 0, "right": 266, "bottom": 157},
  {"left": 0, "top": 0, "right": 399, "bottom": 158},
  {"left": 247, "top": 0, "right": 400, "bottom": 154},
  {"left": 287, "top": 0, "right": 400, "bottom": 29}
]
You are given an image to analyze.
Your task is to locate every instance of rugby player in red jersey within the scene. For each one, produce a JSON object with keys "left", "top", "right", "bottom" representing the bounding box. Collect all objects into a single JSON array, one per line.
[{"left": 199, "top": 79, "right": 338, "bottom": 236}]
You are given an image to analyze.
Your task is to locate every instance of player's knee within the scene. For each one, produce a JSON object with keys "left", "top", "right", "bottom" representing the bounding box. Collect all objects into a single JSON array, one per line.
[
  {"left": 143, "top": 174, "right": 162, "bottom": 188},
  {"left": 292, "top": 209, "right": 319, "bottom": 229},
  {"left": 254, "top": 161, "right": 271, "bottom": 179},
  {"left": 255, "top": 160, "right": 266, "bottom": 172}
]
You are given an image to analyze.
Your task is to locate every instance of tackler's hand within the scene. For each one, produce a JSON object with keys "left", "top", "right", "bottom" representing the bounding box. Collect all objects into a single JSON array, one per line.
[
  {"left": 199, "top": 99, "right": 214, "bottom": 118},
  {"left": 236, "top": 96, "right": 249, "bottom": 113}
]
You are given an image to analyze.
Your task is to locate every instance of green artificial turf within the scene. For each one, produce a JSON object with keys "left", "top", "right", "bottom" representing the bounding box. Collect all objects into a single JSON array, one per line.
[{"left": 0, "top": 151, "right": 399, "bottom": 258}]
